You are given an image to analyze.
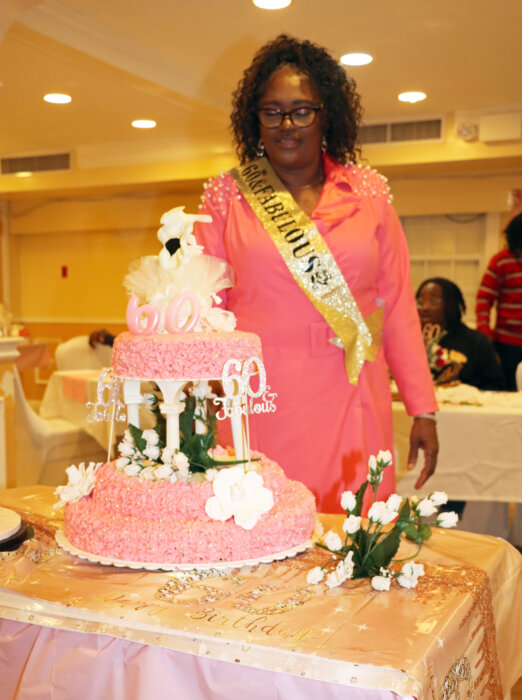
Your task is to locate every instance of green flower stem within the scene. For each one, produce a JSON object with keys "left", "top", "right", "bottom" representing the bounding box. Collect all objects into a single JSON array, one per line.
[{"left": 393, "top": 542, "right": 422, "bottom": 564}]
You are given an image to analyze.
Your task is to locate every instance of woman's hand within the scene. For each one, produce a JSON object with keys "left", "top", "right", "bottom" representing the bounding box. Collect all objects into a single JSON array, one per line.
[{"left": 407, "top": 417, "right": 439, "bottom": 489}]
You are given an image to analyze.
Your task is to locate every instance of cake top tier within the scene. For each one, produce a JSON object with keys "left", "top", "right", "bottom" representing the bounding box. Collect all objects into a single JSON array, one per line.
[{"left": 124, "top": 206, "right": 236, "bottom": 335}]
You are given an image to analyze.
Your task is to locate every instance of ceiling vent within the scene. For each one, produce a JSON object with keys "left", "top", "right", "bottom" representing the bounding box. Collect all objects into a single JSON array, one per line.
[
  {"left": 359, "top": 119, "right": 443, "bottom": 145},
  {"left": 1, "top": 152, "right": 71, "bottom": 174}
]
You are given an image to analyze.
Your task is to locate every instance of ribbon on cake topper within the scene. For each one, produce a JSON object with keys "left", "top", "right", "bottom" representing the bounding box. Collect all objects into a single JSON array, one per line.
[{"left": 231, "top": 157, "right": 383, "bottom": 385}]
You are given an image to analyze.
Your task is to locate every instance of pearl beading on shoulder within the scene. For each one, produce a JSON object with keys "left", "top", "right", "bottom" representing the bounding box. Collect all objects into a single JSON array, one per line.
[
  {"left": 345, "top": 163, "right": 393, "bottom": 203},
  {"left": 200, "top": 172, "right": 242, "bottom": 216}
]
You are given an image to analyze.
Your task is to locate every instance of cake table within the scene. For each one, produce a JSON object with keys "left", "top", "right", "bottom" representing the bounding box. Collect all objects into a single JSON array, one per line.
[{"left": 1, "top": 485, "right": 521, "bottom": 700}]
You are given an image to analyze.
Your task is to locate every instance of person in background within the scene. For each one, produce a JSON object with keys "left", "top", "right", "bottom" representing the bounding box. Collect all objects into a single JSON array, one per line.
[
  {"left": 89, "top": 329, "right": 114, "bottom": 348},
  {"left": 416, "top": 277, "right": 504, "bottom": 391},
  {"left": 192, "top": 34, "right": 438, "bottom": 513},
  {"left": 476, "top": 209, "right": 522, "bottom": 391}
]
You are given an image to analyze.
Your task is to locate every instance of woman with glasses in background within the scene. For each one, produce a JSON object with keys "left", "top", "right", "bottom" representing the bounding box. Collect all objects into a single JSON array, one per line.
[{"left": 193, "top": 35, "right": 439, "bottom": 513}]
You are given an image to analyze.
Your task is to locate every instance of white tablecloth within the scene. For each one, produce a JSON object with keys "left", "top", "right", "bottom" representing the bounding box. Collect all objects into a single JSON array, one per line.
[{"left": 393, "top": 386, "right": 522, "bottom": 503}]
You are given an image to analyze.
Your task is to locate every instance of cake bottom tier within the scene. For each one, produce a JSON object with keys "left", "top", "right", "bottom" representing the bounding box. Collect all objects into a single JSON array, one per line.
[{"left": 64, "top": 457, "right": 316, "bottom": 564}]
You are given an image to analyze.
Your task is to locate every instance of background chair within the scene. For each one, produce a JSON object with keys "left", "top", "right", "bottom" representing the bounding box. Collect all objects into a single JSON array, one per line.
[
  {"left": 55, "top": 335, "right": 113, "bottom": 371},
  {"left": 12, "top": 367, "right": 107, "bottom": 486}
]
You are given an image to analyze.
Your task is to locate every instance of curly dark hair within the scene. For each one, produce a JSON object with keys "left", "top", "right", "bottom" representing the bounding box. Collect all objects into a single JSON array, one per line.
[
  {"left": 505, "top": 213, "right": 522, "bottom": 260},
  {"left": 231, "top": 34, "right": 363, "bottom": 165},
  {"left": 415, "top": 277, "right": 466, "bottom": 332}
]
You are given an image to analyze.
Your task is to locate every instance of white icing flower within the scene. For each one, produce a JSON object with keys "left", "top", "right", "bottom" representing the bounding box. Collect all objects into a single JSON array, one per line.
[
  {"left": 205, "top": 466, "right": 274, "bottom": 530},
  {"left": 306, "top": 566, "right": 325, "bottom": 585},
  {"left": 123, "top": 463, "right": 142, "bottom": 477},
  {"left": 154, "top": 463, "right": 174, "bottom": 480},
  {"left": 342, "top": 515, "right": 361, "bottom": 535},
  {"left": 54, "top": 462, "right": 101, "bottom": 508},
  {"left": 429, "top": 491, "right": 448, "bottom": 506},
  {"left": 340, "top": 490, "right": 357, "bottom": 512},
  {"left": 368, "top": 501, "right": 398, "bottom": 526},
  {"left": 142, "top": 429, "right": 159, "bottom": 446},
  {"left": 436, "top": 511, "right": 459, "bottom": 528},
  {"left": 204, "top": 307, "right": 237, "bottom": 332},
  {"left": 386, "top": 493, "right": 402, "bottom": 511},
  {"left": 397, "top": 562, "right": 425, "bottom": 589},
  {"left": 143, "top": 445, "right": 161, "bottom": 461},
  {"left": 416, "top": 498, "right": 437, "bottom": 517},
  {"left": 371, "top": 574, "right": 391, "bottom": 591},
  {"left": 323, "top": 530, "right": 343, "bottom": 551},
  {"left": 204, "top": 468, "right": 218, "bottom": 482},
  {"left": 115, "top": 457, "right": 130, "bottom": 469}
]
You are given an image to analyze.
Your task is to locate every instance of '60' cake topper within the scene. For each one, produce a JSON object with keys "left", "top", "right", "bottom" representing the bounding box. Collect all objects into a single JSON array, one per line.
[{"left": 214, "top": 356, "right": 277, "bottom": 419}]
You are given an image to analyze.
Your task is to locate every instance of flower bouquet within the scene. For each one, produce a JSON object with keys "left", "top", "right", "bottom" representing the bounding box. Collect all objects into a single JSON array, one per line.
[
  {"left": 423, "top": 324, "right": 467, "bottom": 385},
  {"left": 306, "top": 451, "right": 458, "bottom": 591}
]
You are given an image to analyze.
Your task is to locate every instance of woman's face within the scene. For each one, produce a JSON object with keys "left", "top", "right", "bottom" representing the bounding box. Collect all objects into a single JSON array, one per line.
[
  {"left": 257, "top": 65, "right": 324, "bottom": 172},
  {"left": 416, "top": 282, "right": 446, "bottom": 328}
]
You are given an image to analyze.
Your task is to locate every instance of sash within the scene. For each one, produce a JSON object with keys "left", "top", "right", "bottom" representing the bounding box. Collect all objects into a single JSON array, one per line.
[{"left": 231, "top": 157, "right": 383, "bottom": 385}]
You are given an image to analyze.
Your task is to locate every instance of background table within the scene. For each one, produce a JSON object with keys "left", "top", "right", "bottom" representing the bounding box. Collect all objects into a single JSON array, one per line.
[
  {"left": 1, "top": 486, "right": 521, "bottom": 700},
  {"left": 39, "top": 369, "right": 126, "bottom": 453},
  {"left": 393, "top": 386, "right": 522, "bottom": 541}
]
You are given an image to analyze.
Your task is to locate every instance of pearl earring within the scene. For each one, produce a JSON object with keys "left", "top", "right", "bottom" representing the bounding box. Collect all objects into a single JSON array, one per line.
[
  {"left": 256, "top": 139, "right": 265, "bottom": 157},
  {"left": 321, "top": 136, "right": 328, "bottom": 153}
]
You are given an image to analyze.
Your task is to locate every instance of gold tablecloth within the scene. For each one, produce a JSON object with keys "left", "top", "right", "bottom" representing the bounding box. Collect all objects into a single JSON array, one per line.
[{"left": 1, "top": 487, "right": 521, "bottom": 698}]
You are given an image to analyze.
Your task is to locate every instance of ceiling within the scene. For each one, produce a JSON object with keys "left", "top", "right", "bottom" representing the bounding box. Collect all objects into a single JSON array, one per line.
[{"left": 1, "top": 0, "right": 522, "bottom": 183}]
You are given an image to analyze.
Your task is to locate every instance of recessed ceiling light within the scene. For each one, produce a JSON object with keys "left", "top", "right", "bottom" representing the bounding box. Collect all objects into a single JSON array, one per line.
[
  {"left": 398, "top": 91, "right": 426, "bottom": 104},
  {"left": 252, "top": 0, "right": 291, "bottom": 8},
  {"left": 43, "top": 93, "right": 71, "bottom": 104},
  {"left": 15, "top": 171, "right": 32, "bottom": 178},
  {"left": 131, "top": 119, "right": 157, "bottom": 129},
  {"left": 340, "top": 53, "right": 373, "bottom": 66}
]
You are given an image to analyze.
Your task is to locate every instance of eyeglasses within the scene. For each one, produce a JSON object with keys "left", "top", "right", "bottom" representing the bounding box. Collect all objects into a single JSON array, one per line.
[{"left": 257, "top": 105, "right": 323, "bottom": 129}]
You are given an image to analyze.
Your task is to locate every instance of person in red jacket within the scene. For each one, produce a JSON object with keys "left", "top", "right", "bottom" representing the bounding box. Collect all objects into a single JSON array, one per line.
[{"left": 476, "top": 211, "right": 522, "bottom": 390}]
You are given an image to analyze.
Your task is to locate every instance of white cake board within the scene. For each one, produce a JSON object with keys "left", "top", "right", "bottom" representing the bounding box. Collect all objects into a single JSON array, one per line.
[{"left": 55, "top": 529, "right": 312, "bottom": 572}]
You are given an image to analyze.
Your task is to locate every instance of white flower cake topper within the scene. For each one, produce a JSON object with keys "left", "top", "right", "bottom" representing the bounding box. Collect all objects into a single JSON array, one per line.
[{"left": 205, "top": 466, "right": 274, "bottom": 530}]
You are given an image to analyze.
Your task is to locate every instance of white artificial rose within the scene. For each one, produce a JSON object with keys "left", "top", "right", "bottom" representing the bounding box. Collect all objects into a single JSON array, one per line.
[
  {"left": 123, "top": 463, "right": 142, "bottom": 477},
  {"left": 324, "top": 531, "right": 343, "bottom": 551},
  {"left": 326, "top": 565, "right": 349, "bottom": 588},
  {"left": 306, "top": 566, "right": 325, "bottom": 585},
  {"left": 162, "top": 446, "right": 176, "bottom": 465},
  {"left": 115, "top": 457, "right": 129, "bottom": 469},
  {"left": 205, "top": 307, "right": 237, "bottom": 332},
  {"left": 118, "top": 442, "right": 136, "bottom": 458},
  {"left": 143, "top": 445, "right": 161, "bottom": 461},
  {"left": 340, "top": 490, "right": 357, "bottom": 512},
  {"left": 205, "top": 468, "right": 218, "bottom": 482},
  {"left": 397, "top": 561, "right": 425, "bottom": 588},
  {"left": 371, "top": 575, "right": 391, "bottom": 591},
  {"left": 142, "top": 430, "right": 159, "bottom": 446},
  {"left": 368, "top": 501, "right": 397, "bottom": 525},
  {"left": 173, "top": 451, "right": 190, "bottom": 476},
  {"left": 416, "top": 498, "right": 437, "bottom": 517},
  {"left": 429, "top": 491, "right": 448, "bottom": 506},
  {"left": 139, "top": 466, "right": 156, "bottom": 481},
  {"left": 154, "top": 463, "right": 173, "bottom": 480},
  {"left": 143, "top": 393, "right": 157, "bottom": 406},
  {"left": 342, "top": 515, "right": 361, "bottom": 535},
  {"left": 436, "top": 511, "right": 459, "bottom": 528},
  {"left": 368, "top": 455, "right": 378, "bottom": 473},
  {"left": 339, "top": 550, "right": 355, "bottom": 579},
  {"left": 386, "top": 493, "right": 402, "bottom": 511},
  {"left": 377, "top": 450, "right": 393, "bottom": 465}
]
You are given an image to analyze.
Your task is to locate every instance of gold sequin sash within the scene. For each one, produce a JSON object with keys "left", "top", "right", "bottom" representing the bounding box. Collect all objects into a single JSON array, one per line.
[{"left": 231, "top": 157, "right": 383, "bottom": 384}]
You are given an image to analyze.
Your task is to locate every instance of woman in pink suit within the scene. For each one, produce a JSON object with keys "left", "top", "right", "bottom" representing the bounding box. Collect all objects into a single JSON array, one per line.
[{"left": 195, "top": 35, "right": 438, "bottom": 513}]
